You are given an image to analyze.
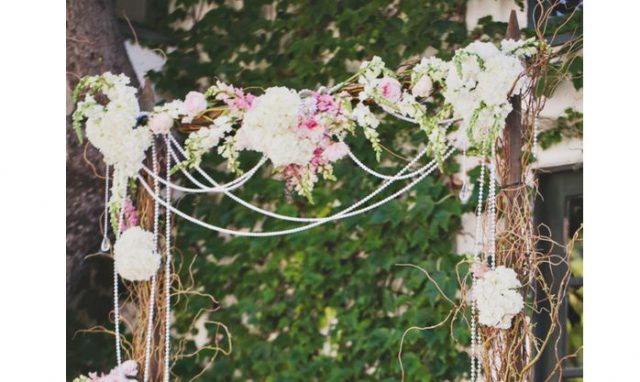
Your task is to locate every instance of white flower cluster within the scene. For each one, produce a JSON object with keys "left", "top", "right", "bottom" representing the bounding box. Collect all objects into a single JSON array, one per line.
[
  {"left": 235, "top": 87, "right": 316, "bottom": 167},
  {"left": 113, "top": 226, "right": 161, "bottom": 281},
  {"left": 443, "top": 41, "right": 530, "bottom": 149},
  {"left": 183, "top": 116, "right": 233, "bottom": 168},
  {"left": 77, "top": 73, "right": 153, "bottom": 179},
  {"left": 472, "top": 265, "right": 524, "bottom": 329},
  {"left": 352, "top": 102, "right": 380, "bottom": 129},
  {"left": 411, "top": 56, "right": 448, "bottom": 98},
  {"left": 501, "top": 37, "right": 538, "bottom": 59}
]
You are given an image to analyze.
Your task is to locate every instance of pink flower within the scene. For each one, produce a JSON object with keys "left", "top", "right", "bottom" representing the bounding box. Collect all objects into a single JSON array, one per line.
[
  {"left": 118, "top": 360, "right": 138, "bottom": 377},
  {"left": 148, "top": 112, "right": 174, "bottom": 135},
  {"left": 315, "top": 94, "right": 336, "bottom": 112},
  {"left": 322, "top": 142, "right": 350, "bottom": 162},
  {"left": 183, "top": 91, "right": 208, "bottom": 117},
  {"left": 377, "top": 77, "right": 402, "bottom": 103},
  {"left": 88, "top": 360, "right": 138, "bottom": 381},
  {"left": 226, "top": 89, "right": 255, "bottom": 112},
  {"left": 411, "top": 75, "right": 433, "bottom": 98},
  {"left": 120, "top": 197, "right": 138, "bottom": 231},
  {"left": 298, "top": 117, "right": 326, "bottom": 142}
]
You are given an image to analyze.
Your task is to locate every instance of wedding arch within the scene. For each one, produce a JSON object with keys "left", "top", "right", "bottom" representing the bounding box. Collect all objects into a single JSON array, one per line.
[{"left": 70, "top": 13, "right": 575, "bottom": 382}]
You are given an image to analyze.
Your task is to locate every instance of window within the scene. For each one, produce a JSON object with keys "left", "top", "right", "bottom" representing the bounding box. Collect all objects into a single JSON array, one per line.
[{"left": 533, "top": 167, "right": 583, "bottom": 381}]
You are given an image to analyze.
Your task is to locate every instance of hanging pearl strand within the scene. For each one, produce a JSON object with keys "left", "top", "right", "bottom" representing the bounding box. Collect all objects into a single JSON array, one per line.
[
  {"left": 113, "top": 188, "right": 127, "bottom": 366},
  {"left": 143, "top": 141, "right": 161, "bottom": 382},
  {"left": 459, "top": 150, "right": 472, "bottom": 203},
  {"left": 487, "top": 141, "right": 497, "bottom": 270},
  {"left": 470, "top": 142, "right": 487, "bottom": 382},
  {"left": 163, "top": 135, "right": 173, "bottom": 382},
  {"left": 532, "top": 117, "right": 539, "bottom": 158},
  {"left": 101, "top": 165, "right": 111, "bottom": 252}
]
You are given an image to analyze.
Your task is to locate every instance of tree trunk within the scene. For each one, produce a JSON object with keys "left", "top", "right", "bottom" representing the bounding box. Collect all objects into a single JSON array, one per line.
[{"left": 66, "top": 0, "right": 138, "bottom": 312}]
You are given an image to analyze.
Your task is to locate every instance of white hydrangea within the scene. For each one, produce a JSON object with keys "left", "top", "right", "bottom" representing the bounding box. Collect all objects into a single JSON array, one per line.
[
  {"left": 113, "top": 227, "right": 161, "bottom": 281},
  {"left": 235, "top": 87, "right": 315, "bottom": 167},
  {"left": 472, "top": 266, "right": 524, "bottom": 329},
  {"left": 443, "top": 41, "right": 527, "bottom": 148},
  {"left": 81, "top": 73, "right": 152, "bottom": 178}
]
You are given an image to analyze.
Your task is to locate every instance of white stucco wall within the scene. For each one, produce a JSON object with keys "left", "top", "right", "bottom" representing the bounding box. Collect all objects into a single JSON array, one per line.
[{"left": 465, "top": 0, "right": 528, "bottom": 30}]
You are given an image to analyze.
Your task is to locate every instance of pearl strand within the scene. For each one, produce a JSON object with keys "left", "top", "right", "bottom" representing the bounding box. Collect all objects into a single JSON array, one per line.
[
  {"left": 113, "top": 189, "right": 127, "bottom": 366},
  {"left": 101, "top": 165, "right": 111, "bottom": 252},
  {"left": 163, "top": 135, "right": 173, "bottom": 382},
  {"left": 470, "top": 143, "right": 487, "bottom": 382},
  {"left": 487, "top": 141, "right": 497, "bottom": 270},
  {"left": 533, "top": 117, "right": 539, "bottom": 158},
  {"left": 143, "top": 141, "right": 161, "bottom": 382}
]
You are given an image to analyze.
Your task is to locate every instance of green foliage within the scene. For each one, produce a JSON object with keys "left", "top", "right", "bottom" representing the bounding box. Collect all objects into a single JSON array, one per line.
[{"left": 539, "top": 108, "right": 583, "bottom": 149}]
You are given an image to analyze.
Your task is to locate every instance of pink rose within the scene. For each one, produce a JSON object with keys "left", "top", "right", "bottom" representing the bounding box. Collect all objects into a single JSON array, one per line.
[
  {"left": 411, "top": 75, "right": 433, "bottom": 98},
  {"left": 322, "top": 142, "right": 350, "bottom": 162},
  {"left": 183, "top": 91, "right": 208, "bottom": 117},
  {"left": 148, "top": 112, "right": 174, "bottom": 135},
  {"left": 377, "top": 77, "right": 402, "bottom": 103}
]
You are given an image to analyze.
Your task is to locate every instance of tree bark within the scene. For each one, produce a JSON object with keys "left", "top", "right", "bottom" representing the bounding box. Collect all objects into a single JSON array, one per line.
[{"left": 66, "top": 0, "right": 138, "bottom": 308}]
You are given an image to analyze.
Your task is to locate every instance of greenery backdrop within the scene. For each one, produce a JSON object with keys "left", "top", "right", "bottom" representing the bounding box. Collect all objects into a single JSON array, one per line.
[{"left": 68, "top": 1, "right": 582, "bottom": 380}]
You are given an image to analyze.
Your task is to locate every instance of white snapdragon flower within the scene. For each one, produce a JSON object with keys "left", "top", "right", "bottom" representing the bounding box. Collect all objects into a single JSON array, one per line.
[
  {"left": 359, "top": 56, "right": 385, "bottom": 79},
  {"left": 154, "top": 99, "right": 185, "bottom": 120},
  {"left": 413, "top": 56, "right": 448, "bottom": 83},
  {"left": 184, "top": 117, "right": 232, "bottom": 168},
  {"left": 351, "top": 102, "right": 380, "bottom": 129},
  {"left": 501, "top": 38, "right": 538, "bottom": 58},
  {"left": 397, "top": 92, "right": 423, "bottom": 118}
]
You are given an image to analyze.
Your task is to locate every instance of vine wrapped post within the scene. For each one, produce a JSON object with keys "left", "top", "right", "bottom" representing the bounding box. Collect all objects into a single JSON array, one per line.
[
  {"left": 132, "top": 80, "right": 167, "bottom": 381},
  {"left": 478, "top": 10, "right": 534, "bottom": 381}
]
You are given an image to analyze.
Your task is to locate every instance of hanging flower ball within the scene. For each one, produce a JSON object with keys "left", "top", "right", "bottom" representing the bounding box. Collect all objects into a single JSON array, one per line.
[
  {"left": 114, "top": 227, "right": 160, "bottom": 281},
  {"left": 471, "top": 265, "right": 524, "bottom": 329}
]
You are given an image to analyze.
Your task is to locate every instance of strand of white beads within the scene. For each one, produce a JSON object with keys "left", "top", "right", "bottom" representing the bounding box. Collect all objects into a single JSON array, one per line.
[
  {"left": 100, "top": 165, "right": 111, "bottom": 252},
  {"left": 533, "top": 117, "right": 539, "bottom": 158},
  {"left": 487, "top": 141, "right": 497, "bottom": 270},
  {"left": 114, "top": 189, "right": 127, "bottom": 366},
  {"left": 470, "top": 143, "right": 487, "bottom": 382},
  {"left": 163, "top": 135, "right": 173, "bottom": 382},
  {"left": 143, "top": 141, "right": 161, "bottom": 382}
]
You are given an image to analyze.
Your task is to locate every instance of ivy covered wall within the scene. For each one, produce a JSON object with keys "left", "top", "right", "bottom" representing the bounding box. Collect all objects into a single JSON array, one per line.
[{"left": 68, "top": 1, "right": 582, "bottom": 380}]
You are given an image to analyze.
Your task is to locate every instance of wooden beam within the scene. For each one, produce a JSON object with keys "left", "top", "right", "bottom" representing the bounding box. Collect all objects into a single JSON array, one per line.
[{"left": 504, "top": 10, "right": 523, "bottom": 188}]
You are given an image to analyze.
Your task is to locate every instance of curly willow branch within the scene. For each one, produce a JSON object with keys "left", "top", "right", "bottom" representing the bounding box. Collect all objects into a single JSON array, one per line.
[{"left": 392, "top": 3, "right": 582, "bottom": 381}]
